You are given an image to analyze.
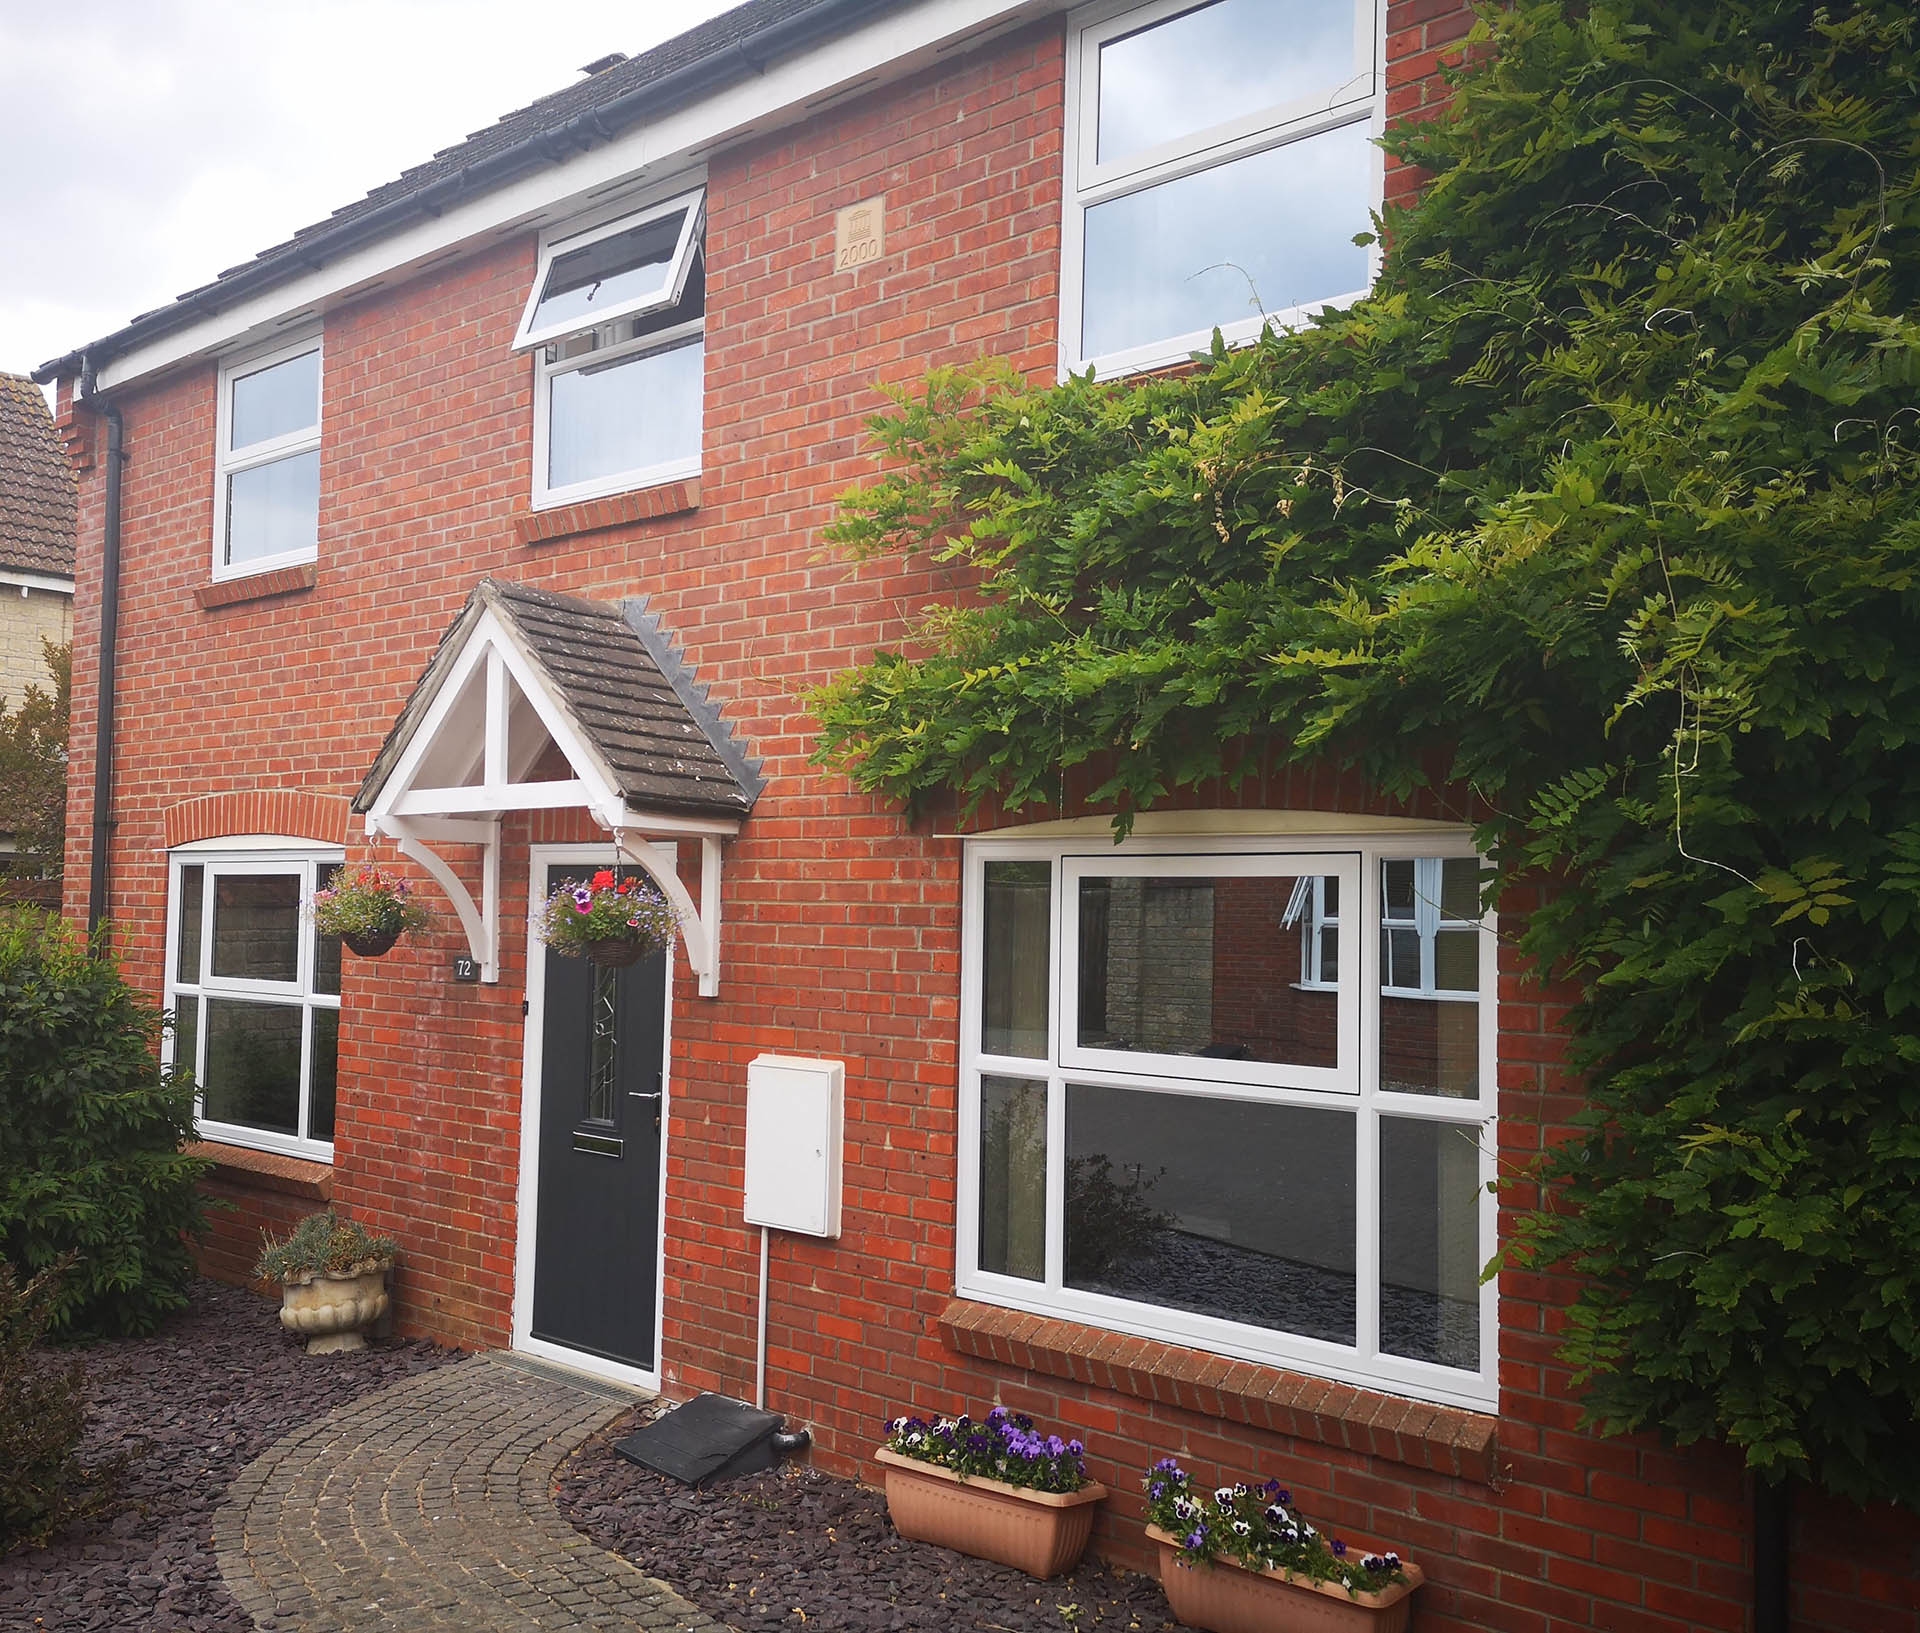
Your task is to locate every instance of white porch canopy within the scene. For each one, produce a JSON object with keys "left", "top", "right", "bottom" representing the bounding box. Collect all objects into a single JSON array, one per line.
[{"left": 353, "top": 578, "right": 762, "bottom": 992}]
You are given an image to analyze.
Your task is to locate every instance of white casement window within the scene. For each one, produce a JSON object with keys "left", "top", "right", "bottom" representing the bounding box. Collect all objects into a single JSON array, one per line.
[
  {"left": 516, "top": 185, "right": 706, "bottom": 510},
  {"left": 164, "top": 843, "right": 344, "bottom": 1161},
  {"left": 959, "top": 833, "right": 1497, "bottom": 1411},
  {"left": 213, "top": 334, "right": 322, "bottom": 579},
  {"left": 1061, "top": 0, "right": 1385, "bottom": 378}
]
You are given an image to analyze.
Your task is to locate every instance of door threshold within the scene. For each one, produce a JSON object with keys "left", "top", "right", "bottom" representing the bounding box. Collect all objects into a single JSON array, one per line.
[{"left": 493, "top": 1346, "right": 658, "bottom": 1403}]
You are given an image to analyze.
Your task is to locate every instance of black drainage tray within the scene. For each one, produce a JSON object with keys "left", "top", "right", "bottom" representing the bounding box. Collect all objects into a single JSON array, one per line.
[{"left": 614, "top": 1392, "right": 794, "bottom": 1486}]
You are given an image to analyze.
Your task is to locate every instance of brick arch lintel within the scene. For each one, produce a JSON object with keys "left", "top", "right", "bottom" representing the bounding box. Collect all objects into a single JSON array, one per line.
[{"left": 163, "top": 791, "right": 352, "bottom": 851}]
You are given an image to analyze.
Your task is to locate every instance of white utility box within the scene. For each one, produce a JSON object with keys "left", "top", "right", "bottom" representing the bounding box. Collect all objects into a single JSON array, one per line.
[{"left": 743, "top": 1054, "right": 845, "bottom": 1238}]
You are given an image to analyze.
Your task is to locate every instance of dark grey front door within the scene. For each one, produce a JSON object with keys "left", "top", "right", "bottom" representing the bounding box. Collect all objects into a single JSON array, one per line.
[{"left": 531, "top": 863, "right": 665, "bottom": 1370}]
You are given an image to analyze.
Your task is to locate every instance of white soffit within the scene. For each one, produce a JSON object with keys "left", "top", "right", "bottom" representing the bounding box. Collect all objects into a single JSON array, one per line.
[{"left": 94, "top": 0, "right": 1056, "bottom": 396}]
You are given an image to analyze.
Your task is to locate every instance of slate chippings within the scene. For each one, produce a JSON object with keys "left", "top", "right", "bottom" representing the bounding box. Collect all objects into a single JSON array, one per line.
[{"left": 555, "top": 1409, "right": 1180, "bottom": 1633}]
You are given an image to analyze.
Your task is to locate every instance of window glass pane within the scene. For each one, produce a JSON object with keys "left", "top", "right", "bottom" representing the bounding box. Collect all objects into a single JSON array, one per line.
[
  {"left": 170, "top": 995, "right": 199, "bottom": 1084},
  {"left": 1076, "top": 872, "right": 1338, "bottom": 1068},
  {"left": 1066, "top": 1084, "right": 1354, "bottom": 1344},
  {"left": 532, "top": 209, "right": 689, "bottom": 334},
  {"left": 313, "top": 864, "right": 342, "bottom": 998},
  {"left": 1081, "top": 119, "right": 1373, "bottom": 362},
  {"left": 226, "top": 449, "right": 320, "bottom": 566},
  {"left": 1380, "top": 979, "right": 1479, "bottom": 1098},
  {"left": 1433, "top": 928, "right": 1478, "bottom": 993},
  {"left": 548, "top": 338, "right": 702, "bottom": 490},
  {"left": 176, "top": 865, "right": 204, "bottom": 984},
  {"left": 983, "top": 861, "right": 1050, "bottom": 1056},
  {"left": 309, "top": 1009, "right": 338, "bottom": 1142},
  {"left": 229, "top": 348, "right": 318, "bottom": 450},
  {"left": 1439, "top": 857, "right": 1480, "bottom": 921},
  {"left": 1380, "top": 1117, "right": 1481, "bottom": 1370},
  {"left": 979, "top": 1076, "right": 1047, "bottom": 1281},
  {"left": 201, "top": 999, "right": 301, "bottom": 1135},
  {"left": 1097, "top": 0, "right": 1361, "bottom": 166},
  {"left": 211, "top": 874, "right": 301, "bottom": 982},
  {"left": 1381, "top": 857, "right": 1416, "bottom": 920}
]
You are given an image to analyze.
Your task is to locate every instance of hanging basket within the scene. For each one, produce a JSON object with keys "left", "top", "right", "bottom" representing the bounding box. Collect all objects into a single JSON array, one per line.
[
  {"left": 583, "top": 937, "right": 653, "bottom": 968},
  {"left": 341, "top": 926, "right": 402, "bottom": 958}
]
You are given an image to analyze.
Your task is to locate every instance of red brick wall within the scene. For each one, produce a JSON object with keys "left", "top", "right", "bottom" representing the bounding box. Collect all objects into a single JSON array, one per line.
[{"left": 56, "top": 6, "right": 1920, "bottom": 1630}]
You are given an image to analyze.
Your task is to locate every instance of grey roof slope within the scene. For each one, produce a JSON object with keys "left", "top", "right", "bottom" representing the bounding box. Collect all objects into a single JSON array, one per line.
[
  {"left": 354, "top": 578, "right": 762, "bottom": 823},
  {"left": 37, "top": 0, "right": 907, "bottom": 382},
  {"left": 0, "top": 375, "right": 77, "bottom": 579}
]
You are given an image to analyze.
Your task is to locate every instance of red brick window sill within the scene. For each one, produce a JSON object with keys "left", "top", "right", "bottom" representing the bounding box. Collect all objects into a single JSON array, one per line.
[
  {"left": 515, "top": 478, "right": 699, "bottom": 546},
  {"left": 937, "top": 1299, "right": 1499, "bottom": 1485},
  {"left": 186, "top": 1140, "right": 332, "bottom": 1203},
  {"left": 194, "top": 564, "right": 317, "bottom": 610}
]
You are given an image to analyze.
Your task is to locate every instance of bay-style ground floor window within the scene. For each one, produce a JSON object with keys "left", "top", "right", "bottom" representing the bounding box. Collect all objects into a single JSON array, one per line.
[
  {"left": 164, "top": 842, "right": 344, "bottom": 1161},
  {"left": 959, "top": 828, "right": 1497, "bottom": 1412}
]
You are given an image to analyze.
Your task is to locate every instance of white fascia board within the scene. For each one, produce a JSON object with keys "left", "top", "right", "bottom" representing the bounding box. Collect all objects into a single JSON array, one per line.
[
  {"left": 0, "top": 569, "right": 75, "bottom": 594},
  {"left": 95, "top": 0, "right": 1057, "bottom": 396}
]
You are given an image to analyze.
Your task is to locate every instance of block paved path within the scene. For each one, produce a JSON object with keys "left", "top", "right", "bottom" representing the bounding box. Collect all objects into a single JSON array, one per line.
[{"left": 213, "top": 1353, "right": 726, "bottom": 1632}]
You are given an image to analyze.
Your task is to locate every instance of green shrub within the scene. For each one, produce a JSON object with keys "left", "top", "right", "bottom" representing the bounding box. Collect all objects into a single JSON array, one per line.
[
  {"left": 0, "top": 1258, "right": 115, "bottom": 1552},
  {"left": 254, "top": 1209, "right": 395, "bottom": 1284},
  {"left": 0, "top": 908, "right": 208, "bottom": 1336}
]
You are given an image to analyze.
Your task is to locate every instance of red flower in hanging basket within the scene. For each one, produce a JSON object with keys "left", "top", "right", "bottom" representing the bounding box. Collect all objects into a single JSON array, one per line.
[{"left": 537, "top": 872, "right": 679, "bottom": 963}]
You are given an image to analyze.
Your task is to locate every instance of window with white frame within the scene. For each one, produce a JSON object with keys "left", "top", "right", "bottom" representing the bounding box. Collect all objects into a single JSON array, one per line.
[
  {"left": 214, "top": 335, "right": 322, "bottom": 577},
  {"left": 515, "top": 185, "right": 706, "bottom": 509},
  {"left": 165, "top": 845, "right": 343, "bottom": 1160},
  {"left": 962, "top": 835, "right": 1496, "bottom": 1410},
  {"left": 1062, "top": 0, "right": 1384, "bottom": 378}
]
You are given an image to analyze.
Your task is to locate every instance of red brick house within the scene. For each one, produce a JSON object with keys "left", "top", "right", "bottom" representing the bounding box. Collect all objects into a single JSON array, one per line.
[{"left": 34, "top": 1, "right": 1919, "bottom": 1626}]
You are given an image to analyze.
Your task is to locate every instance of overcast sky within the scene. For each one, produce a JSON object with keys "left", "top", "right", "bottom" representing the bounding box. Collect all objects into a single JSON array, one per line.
[{"left": 0, "top": 0, "right": 737, "bottom": 383}]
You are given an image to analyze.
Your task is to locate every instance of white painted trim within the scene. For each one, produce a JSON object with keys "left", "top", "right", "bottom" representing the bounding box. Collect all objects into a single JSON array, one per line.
[
  {"left": 514, "top": 841, "right": 675, "bottom": 1395},
  {"left": 955, "top": 826, "right": 1499, "bottom": 1413},
  {"left": 1057, "top": 0, "right": 1387, "bottom": 381},
  {"left": 210, "top": 331, "right": 322, "bottom": 583},
  {"left": 0, "top": 569, "right": 74, "bottom": 595},
  {"left": 90, "top": 0, "right": 1060, "bottom": 397}
]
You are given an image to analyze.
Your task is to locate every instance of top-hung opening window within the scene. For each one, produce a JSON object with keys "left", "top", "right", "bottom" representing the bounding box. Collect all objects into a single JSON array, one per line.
[
  {"left": 514, "top": 186, "right": 706, "bottom": 510},
  {"left": 1062, "top": 0, "right": 1384, "bottom": 379}
]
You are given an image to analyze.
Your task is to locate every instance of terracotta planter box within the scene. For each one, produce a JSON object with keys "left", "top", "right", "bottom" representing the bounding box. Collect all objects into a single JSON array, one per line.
[
  {"left": 875, "top": 1446, "right": 1107, "bottom": 1578},
  {"left": 1146, "top": 1525, "right": 1425, "bottom": 1633}
]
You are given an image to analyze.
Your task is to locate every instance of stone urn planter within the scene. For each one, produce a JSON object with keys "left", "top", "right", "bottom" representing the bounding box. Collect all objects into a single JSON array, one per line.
[
  {"left": 1146, "top": 1526, "right": 1425, "bottom": 1633},
  {"left": 876, "top": 1447, "right": 1107, "bottom": 1578},
  {"left": 277, "top": 1264, "right": 391, "bottom": 1354},
  {"left": 255, "top": 1209, "right": 398, "bottom": 1356}
]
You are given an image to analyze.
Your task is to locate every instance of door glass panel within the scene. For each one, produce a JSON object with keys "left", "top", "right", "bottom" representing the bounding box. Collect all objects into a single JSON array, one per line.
[
  {"left": 1379, "top": 1116, "right": 1481, "bottom": 1370},
  {"left": 202, "top": 999, "right": 301, "bottom": 1134},
  {"left": 979, "top": 1076, "right": 1047, "bottom": 1281},
  {"left": 1066, "top": 1083, "right": 1355, "bottom": 1344},
  {"left": 548, "top": 338, "right": 702, "bottom": 489},
  {"left": 226, "top": 449, "right": 320, "bottom": 566},
  {"left": 1097, "top": 0, "right": 1361, "bottom": 165},
  {"left": 1081, "top": 119, "right": 1373, "bottom": 360},
  {"left": 230, "top": 348, "right": 318, "bottom": 449},
  {"left": 309, "top": 1009, "right": 338, "bottom": 1141},
  {"left": 211, "top": 874, "right": 301, "bottom": 982},
  {"left": 176, "top": 865, "right": 204, "bottom": 983},
  {"left": 587, "top": 963, "right": 618, "bottom": 1123},
  {"left": 982, "top": 861, "right": 1050, "bottom": 1057},
  {"left": 1075, "top": 872, "right": 1338, "bottom": 1068}
]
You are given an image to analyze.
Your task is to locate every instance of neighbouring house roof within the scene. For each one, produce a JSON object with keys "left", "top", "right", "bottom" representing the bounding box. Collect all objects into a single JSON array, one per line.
[
  {"left": 354, "top": 578, "right": 763, "bottom": 823},
  {"left": 0, "top": 375, "right": 77, "bottom": 581},
  {"left": 35, "top": 0, "right": 908, "bottom": 384}
]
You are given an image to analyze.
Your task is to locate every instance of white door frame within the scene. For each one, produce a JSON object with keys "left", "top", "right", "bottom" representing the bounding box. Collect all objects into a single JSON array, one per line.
[{"left": 513, "top": 841, "right": 674, "bottom": 1391}]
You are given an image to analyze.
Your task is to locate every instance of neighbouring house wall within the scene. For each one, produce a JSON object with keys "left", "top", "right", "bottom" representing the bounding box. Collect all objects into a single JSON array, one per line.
[
  {"left": 53, "top": 4, "right": 1920, "bottom": 1630},
  {"left": 0, "top": 584, "right": 70, "bottom": 708}
]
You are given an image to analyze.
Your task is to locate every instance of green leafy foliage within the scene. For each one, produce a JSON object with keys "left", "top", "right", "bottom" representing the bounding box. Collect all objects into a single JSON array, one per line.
[
  {"left": 0, "top": 909, "right": 208, "bottom": 1337},
  {"left": 253, "top": 1209, "right": 396, "bottom": 1284},
  {"left": 813, "top": 1, "right": 1920, "bottom": 1504},
  {"left": 0, "top": 640, "right": 70, "bottom": 881},
  {"left": 0, "top": 1257, "right": 119, "bottom": 1552}
]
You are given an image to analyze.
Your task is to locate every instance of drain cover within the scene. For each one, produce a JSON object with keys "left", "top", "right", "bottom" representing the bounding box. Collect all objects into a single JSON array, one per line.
[{"left": 613, "top": 1392, "right": 790, "bottom": 1486}]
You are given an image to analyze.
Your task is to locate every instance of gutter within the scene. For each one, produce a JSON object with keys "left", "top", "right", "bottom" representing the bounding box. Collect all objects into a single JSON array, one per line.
[{"left": 31, "top": 0, "right": 900, "bottom": 388}]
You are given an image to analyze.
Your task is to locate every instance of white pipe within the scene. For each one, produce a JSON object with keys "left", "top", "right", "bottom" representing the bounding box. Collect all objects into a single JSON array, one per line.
[{"left": 755, "top": 1225, "right": 770, "bottom": 1409}]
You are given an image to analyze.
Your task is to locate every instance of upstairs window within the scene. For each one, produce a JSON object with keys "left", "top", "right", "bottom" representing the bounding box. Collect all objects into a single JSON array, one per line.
[
  {"left": 1062, "top": 0, "right": 1383, "bottom": 378},
  {"left": 214, "top": 336, "right": 321, "bottom": 578},
  {"left": 516, "top": 187, "right": 706, "bottom": 510}
]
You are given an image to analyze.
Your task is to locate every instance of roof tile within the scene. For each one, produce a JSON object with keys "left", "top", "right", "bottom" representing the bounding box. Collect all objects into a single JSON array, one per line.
[{"left": 0, "top": 375, "right": 76, "bottom": 579}]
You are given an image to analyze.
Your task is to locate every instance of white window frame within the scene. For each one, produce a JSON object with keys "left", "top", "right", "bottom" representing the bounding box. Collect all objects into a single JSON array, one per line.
[
  {"left": 1294, "top": 873, "right": 1341, "bottom": 990},
  {"left": 164, "top": 841, "right": 344, "bottom": 1162},
  {"left": 521, "top": 184, "right": 707, "bottom": 511},
  {"left": 957, "top": 831, "right": 1498, "bottom": 1413},
  {"left": 1059, "top": 0, "right": 1387, "bottom": 380},
  {"left": 211, "top": 332, "right": 322, "bottom": 582}
]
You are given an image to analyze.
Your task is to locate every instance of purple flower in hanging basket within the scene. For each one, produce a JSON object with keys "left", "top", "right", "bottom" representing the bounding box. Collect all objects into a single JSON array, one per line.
[{"left": 571, "top": 885, "right": 594, "bottom": 911}]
